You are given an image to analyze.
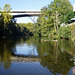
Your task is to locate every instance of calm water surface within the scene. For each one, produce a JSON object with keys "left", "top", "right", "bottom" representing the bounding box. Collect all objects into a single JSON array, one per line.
[{"left": 0, "top": 37, "right": 75, "bottom": 75}]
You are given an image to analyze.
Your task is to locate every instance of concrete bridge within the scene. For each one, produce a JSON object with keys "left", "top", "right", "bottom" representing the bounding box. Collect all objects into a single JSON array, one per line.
[{"left": 0, "top": 10, "right": 41, "bottom": 18}]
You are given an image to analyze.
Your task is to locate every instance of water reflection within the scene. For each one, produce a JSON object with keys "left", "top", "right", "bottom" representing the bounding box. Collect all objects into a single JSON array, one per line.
[
  {"left": 15, "top": 43, "right": 38, "bottom": 56},
  {"left": 37, "top": 40, "right": 74, "bottom": 75},
  {"left": 72, "top": 66, "right": 75, "bottom": 75},
  {"left": 0, "top": 38, "right": 12, "bottom": 69},
  {"left": 0, "top": 37, "right": 24, "bottom": 69},
  {"left": 0, "top": 37, "right": 75, "bottom": 75}
]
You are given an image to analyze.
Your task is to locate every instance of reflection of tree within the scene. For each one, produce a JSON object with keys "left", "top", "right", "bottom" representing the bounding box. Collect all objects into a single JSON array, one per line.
[
  {"left": 0, "top": 57, "right": 1, "bottom": 67},
  {"left": 37, "top": 39, "right": 74, "bottom": 75},
  {"left": 58, "top": 39, "right": 75, "bottom": 57},
  {"left": 2, "top": 44, "right": 11, "bottom": 69},
  {"left": 0, "top": 37, "right": 20, "bottom": 69}
]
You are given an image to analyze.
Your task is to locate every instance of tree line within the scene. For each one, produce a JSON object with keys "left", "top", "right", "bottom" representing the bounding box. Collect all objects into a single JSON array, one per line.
[
  {"left": 0, "top": 0, "right": 75, "bottom": 41},
  {"left": 0, "top": 4, "right": 33, "bottom": 37},
  {"left": 19, "top": 0, "right": 75, "bottom": 40},
  {"left": 35, "top": 0, "right": 74, "bottom": 40}
]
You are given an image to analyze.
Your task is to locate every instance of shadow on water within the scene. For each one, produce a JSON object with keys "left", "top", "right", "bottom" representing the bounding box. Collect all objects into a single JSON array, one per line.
[{"left": 0, "top": 37, "right": 75, "bottom": 75}]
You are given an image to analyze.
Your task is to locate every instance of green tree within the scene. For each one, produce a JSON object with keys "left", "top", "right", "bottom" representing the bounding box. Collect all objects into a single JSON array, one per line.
[
  {"left": 0, "top": 4, "right": 12, "bottom": 36},
  {"left": 2, "top": 4, "right": 12, "bottom": 28},
  {"left": 58, "top": 26, "right": 71, "bottom": 39},
  {"left": 47, "top": 0, "right": 61, "bottom": 31},
  {"left": 65, "top": 11, "right": 74, "bottom": 24},
  {"left": 35, "top": 0, "right": 73, "bottom": 38},
  {"left": 60, "top": 0, "right": 73, "bottom": 23}
]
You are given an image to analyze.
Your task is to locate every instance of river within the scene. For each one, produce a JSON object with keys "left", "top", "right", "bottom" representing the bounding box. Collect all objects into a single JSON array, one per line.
[{"left": 0, "top": 37, "right": 75, "bottom": 75}]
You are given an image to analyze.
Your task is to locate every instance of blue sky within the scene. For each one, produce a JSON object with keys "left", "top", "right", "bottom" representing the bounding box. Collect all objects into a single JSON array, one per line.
[{"left": 0, "top": 0, "right": 75, "bottom": 23}]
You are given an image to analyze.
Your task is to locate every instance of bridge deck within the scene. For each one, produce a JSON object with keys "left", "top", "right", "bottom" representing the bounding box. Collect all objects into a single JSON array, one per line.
[{"left": 0, "top": 10, "right": 41, "bottom": 18}]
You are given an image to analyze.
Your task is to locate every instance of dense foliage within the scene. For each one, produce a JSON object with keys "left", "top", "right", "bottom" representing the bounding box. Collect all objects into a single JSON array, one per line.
[
  {"left": 0, "top": 4, "right": 33, "bottom": 37},
  {"left": 0, "top": 0, "right": 75, "bottom": 41},
  {"left": 25, "top": 0, "right": 73, "bottom": 40},
  {"left": 58, "top": 26, "right": 71, "bottom": 39},
  {"left": 22, "top": 0, "right": 73, "bottom": 40}
]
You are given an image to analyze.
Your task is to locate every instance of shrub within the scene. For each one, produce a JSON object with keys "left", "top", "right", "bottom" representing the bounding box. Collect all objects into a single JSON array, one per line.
[{"left": 58, "top": 26, "right": 71, "bottom": 39}]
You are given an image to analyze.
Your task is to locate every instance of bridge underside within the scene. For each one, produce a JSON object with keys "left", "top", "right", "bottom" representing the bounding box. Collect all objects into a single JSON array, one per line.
[{"left": 13, "top": 14, "right": 41, "bottom": 18}]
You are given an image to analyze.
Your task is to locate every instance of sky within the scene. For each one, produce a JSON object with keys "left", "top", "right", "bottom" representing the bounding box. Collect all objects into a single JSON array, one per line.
[{"left": 0, "top": 0, "right": 75, "bottom": 23}]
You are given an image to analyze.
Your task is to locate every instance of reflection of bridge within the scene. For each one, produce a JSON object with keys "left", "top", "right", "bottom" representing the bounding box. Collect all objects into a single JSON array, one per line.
[{"left": 0, "top": 10, "right": 41, "bottom": 18}]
